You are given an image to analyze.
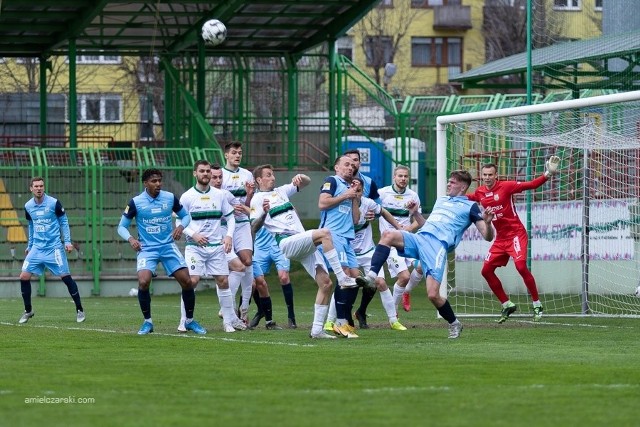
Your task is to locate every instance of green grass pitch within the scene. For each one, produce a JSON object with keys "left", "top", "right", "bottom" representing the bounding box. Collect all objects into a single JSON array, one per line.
[{"left": 1, "top": 281, "right": 639, "bottom": 427}]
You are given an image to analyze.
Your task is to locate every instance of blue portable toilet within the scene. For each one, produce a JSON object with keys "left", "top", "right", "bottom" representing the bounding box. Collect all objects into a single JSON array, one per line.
[{"left": 340, "top": 135, "right": 391, "bottom": 188}]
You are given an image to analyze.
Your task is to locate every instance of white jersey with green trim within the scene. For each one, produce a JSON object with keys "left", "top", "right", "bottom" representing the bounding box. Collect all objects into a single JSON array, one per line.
[
  {"left": 222, "top": 166, "right": 253, "bottom": 223},
  {"left": 180, "top": 186, "right": 234, "bottom": 245},
  {"left": 351, "top": 196, "right": 380, "bottom": 255},
  {"left": 249, "top": 184, "right": 303, "bottom": 237},
  {"left": 378, "top": 185, "right": 421, "bottom": 233}
]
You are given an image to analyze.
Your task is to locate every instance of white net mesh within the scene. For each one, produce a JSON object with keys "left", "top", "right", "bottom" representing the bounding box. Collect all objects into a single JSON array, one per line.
[{"left": 442, "top": 94, "right": 640, "bottom": 317}]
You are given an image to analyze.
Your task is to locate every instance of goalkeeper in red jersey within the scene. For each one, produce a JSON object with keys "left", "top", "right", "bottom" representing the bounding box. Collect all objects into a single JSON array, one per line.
[{"left": 467, "top": 156, "right": 560, "bottom": 323}]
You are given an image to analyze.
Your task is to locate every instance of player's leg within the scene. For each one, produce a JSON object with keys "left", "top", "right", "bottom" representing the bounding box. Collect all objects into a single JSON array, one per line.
[
  {"left": 311, "top": 228, "right": 357, "bottom": 288},
  {"left": 179, "top": 245, "right": 204, "bottom": 332},
  {"left": 164, "top": 244, "right": 206, "bottom": 334},
  {"left": 512, "top": 232, "right": 543, "bottom": 321},
  {"left": 482, "top": 242, "right": 517, "bottom": 323},
  {"left": 234, "top": 223, "right": 255, "bottom": 323},
  {"left": 18, "top": 248, "right": 43, "bottom": 323},
  {"left": 376, "top": 278, "right": 406, "bottom": 330},
  {"left": 402, "top": 262, "right": 424, "bottom": 312},
  {"left": 275, "top": 253, "right": 296, "bottom": 328},
  {"left": 46, "top": 247, "right": 85, "bottom": 321},
  {"left": 417, "top": 236, "right": 462, "bottom": 339},
  {"left": 353, "top": 251, "right": 373, "bottom": 328},
  {"left": 359, "top": 230, "right": 406, "bottom": 286},
  {"left": 309, "top": 263, "right": 336, "bottom": 339},
  {"left": 215, "top": 275, "right": 246, "bottom": 332}
]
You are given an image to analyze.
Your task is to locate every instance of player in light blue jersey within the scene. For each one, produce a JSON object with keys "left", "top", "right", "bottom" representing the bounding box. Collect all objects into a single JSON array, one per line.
[
  {"left": 118, "top": 168, "right": 206, "bottom": 335},
  {"left": 359, "top": 170, "right": 495, "bottom": 339},
  {"left": 18, "top": 177, "right": 85, "bottom": 324},
  {"left": 318, "top": 155, "right": 363, "bottom": 338}
]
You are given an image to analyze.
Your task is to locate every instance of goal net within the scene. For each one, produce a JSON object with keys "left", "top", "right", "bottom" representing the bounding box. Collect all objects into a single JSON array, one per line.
[{"left": 437, "top": 91, "right": 640, "bottom": 317}]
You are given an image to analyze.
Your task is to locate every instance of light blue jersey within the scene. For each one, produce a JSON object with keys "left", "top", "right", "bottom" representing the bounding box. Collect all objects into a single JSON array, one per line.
[
  {"left": 121, "top": 190, "right": 189, "bottom": 248},
  {"left": 319, "top": 175, "right": 355, "bottom": 240},
  {"left": 399, "top": 196, "right": 483, "bottom": 283},
  {"left": 356, "top": 171, "right": 380, "bottom": 203},
  {"left": 418, "top": 196, "right": 482, "bottom": 251},
  {"left": 22, "top": 194, "right": 72, "bottom": 276},
  {"left": 24, "top": 194, "right": 70, "bottom": 250}
]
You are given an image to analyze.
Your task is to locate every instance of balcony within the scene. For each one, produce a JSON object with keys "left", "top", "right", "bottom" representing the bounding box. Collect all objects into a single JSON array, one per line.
[{"left": 433, "top": 5, "right": 472, "bottom": 31}]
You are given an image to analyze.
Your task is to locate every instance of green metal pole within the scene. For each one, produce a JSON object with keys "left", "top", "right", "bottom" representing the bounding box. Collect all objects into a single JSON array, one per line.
[
  {"left": 197, "top": 40, "right": 206, "bottom": 149},
  {"left": 89, "top": 148, "right": 100, "bottom": 295},
  {"left": 286, "top": 54, "right": 299, "bottom": 171},
  {"left": 164, "top": 62, "right": 174, "bottom": 143},
  {"left": 526, "top": 0, "right": 533, "bottom": 269},
  {"left": 68, "top": 39, "right": 77, "bottom": 149},
  {"left": 328, "top": 40, "right": 337, "bottom": 164},
  {"left": 39, "top": 57, "right": 48, "bottom": 144}
]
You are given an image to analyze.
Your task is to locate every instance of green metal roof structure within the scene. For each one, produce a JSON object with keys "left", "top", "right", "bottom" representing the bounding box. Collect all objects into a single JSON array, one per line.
[
  {"left": 0, "top": 0, "right": 379, "bottom": 57},
  {"left": 451, "top": 30, "right": 640, "bottom": 93}
]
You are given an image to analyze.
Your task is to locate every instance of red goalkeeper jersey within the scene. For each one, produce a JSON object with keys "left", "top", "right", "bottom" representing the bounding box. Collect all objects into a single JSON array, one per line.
[{"left": 467, "top": 175, "right": 548, "bottom": 240}]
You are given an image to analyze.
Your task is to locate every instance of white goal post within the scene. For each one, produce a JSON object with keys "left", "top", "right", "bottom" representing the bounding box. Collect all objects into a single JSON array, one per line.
[{"left": 436, "top": 90, "right": 640, "bottom": 317}]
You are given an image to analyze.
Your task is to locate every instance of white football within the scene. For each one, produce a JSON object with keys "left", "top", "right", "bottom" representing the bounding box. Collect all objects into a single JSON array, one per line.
[
  {"left": 129, "top": 287, "right": 139, "bottom": 297},
  {"left": 635, "top": 285, "right": 640, "bottom": 297},
  {"left": 202, "top": 19, "right": 227, "bottom": 46}
]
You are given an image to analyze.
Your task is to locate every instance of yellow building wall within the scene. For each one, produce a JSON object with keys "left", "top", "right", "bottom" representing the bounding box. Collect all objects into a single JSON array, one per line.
[
  {"left": 348, "top": 0, "right": 602, "bottom": 96},
  {"left": 0, "top": 56, "right": 143, "bottom": 145}
]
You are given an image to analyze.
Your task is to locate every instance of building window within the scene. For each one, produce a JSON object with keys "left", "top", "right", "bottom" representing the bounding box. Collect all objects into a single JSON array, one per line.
[
  {"left": 139, "top": 94, "right": 159, "bottom": 140},
  {"left": 336, "top": 36, "right": 354, "bottom": 61},
  {"left": 412, "top": 37, "right": 461, "bottom": 69},
  {"left": 77, "top": 94, "right": 122, "bottom": 123},
  {"left": 594, "top": 0, "right": 602, "bottom": 11},
  {"left": 380, "top": 0, "right": 393, "bottom": 7},
  {"left": 411, "top": 0, "right": 461, "bottom": 8},
  {"left": 553, "top": 0, "right": 581, "bottom": 10},
  {"left": 364, "top": 36, "right": 393, "bottom": 67},
  {"left": 70, "top": 55, "right": 121, "bottom": 64}
]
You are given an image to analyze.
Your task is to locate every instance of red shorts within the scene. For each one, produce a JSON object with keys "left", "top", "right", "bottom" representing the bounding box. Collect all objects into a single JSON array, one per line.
[{"left": 484, "top": 230, "right": 529, "bottom": 268}]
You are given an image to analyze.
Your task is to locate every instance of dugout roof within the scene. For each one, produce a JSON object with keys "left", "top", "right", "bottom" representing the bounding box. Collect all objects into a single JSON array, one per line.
[
  {"left": 451, "top": 30, "right": 640, "bottom": 92},
  {"left": 0, "top": 0, "right": 379, "bottom": 57}
]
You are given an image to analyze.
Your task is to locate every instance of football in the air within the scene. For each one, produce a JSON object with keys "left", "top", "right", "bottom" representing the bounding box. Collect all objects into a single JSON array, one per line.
[
  {"left": 635, "top": 285, "right": 640, "bottom": 297},
  {"left": 202, "top": 19, "right": 227, "bottom": 46},
  {"left": 129, "top": 287, "right": 139, "bottom": 297}
]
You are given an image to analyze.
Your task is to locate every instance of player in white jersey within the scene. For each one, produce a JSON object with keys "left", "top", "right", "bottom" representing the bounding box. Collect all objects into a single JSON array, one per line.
[
  {"left": 325, "top": 178, "right": 408, "bottom": 331},
  {"left": 250, "top": 164, "right": 358, "bottom": 339},
  {"left": 211, "top": 164, "right": 250, "bottom": 327},
  {"left": 177, "top": 160, "right": 247, "bottom": 333},
  {"left": 377, "top": 165, "right": 425, "bottom": 313},
  {"left": 222, "top": 142, "right": 255, "bottom": 323}
]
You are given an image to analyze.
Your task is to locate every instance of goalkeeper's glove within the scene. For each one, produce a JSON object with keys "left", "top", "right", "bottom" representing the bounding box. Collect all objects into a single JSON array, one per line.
[{"left": 544, "top": 155, "right": 560, "bottom": 177}]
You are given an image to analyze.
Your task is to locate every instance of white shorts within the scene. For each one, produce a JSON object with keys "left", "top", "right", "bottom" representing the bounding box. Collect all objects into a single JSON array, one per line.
[
  {"left": 233, "top": 222, "right": 254, "bottom": 253},
  {"left": 185, "top": 245, "right": 229, "bottom": 277},
  {"left": 386, "top": 247, "right": 413, "bottom": 279},
  {"left": 279, "top": 230, "right": 328, "bottom": 279}
]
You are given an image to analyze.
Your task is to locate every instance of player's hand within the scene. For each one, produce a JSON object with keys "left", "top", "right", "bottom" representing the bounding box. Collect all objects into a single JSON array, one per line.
[
  {"left": 234, "top": 204, "right": 250, "bottom": 215},
  {"left": 545, "top": 155, "right": 561, "bottom": 177},
  {"left": 262, "top": 198, "right": 271, "bottom": 214},
  {"left": 245, "top": 181, "right": 255, "bottom": 197},
  {"left": 483, "top": 210, "right": 495, "bottom": 224},
  {"left": 406, "top": 200, "right": 419, "bottom": 215},
  {"left": 172, "top": 225, "right": 184, "bottom": 241},
  {"left": 193, "top": 232, "right": 209, "bottom": 247},
  {"left": 365, "top": 209, "right": 376, "bottom": 222},
  {"left": 128, "top": 237, "right": 142, "bottom": 252},
  {"left": 222, "top": 236, "right": 232, "bottom": 253},
  {"left": 64, "top": 243, "right": 74, "bottom": 253}
]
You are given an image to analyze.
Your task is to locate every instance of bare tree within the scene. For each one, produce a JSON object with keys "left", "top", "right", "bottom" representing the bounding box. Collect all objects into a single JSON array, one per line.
[
  {"left": 482, "top": 0, "right": 567, "bottom": 91},
  {"left": 354, "top": 1, "right": 428, "bottom": 87}
]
